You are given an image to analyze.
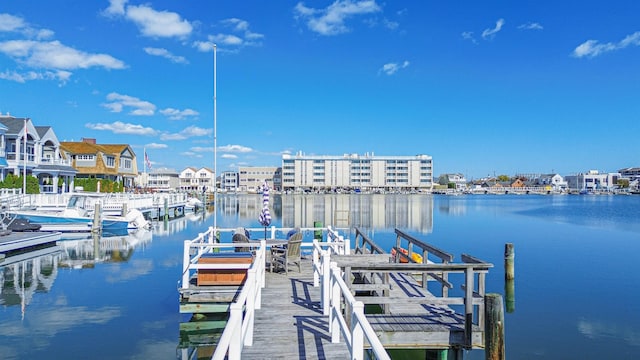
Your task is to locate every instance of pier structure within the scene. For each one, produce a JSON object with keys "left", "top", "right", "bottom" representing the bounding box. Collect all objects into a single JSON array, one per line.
[{"left": 179, "top": 226, "right": 503, "bottom": 359}]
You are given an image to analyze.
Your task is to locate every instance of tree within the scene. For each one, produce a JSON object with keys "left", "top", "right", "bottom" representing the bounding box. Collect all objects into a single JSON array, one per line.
[{"left": 497, "top": 175, "right": 510, "bottom": 182}]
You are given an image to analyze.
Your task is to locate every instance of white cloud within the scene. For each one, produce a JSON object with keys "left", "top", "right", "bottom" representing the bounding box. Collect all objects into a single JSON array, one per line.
[
  {"left": 103, "top": 0, "right": 128, "bottom": 16},
  {"left": 160, "top": 108, "right": 199, "bottom": 120},
  {"left": 573, "top": 31, "right": 640, "bottom": 58},
  {"left": 126, "top": 4, "right": 192, "bottom": 38},
  {"left": 194, "top": 18, "right": 264, "bottom": 52},
  {"left": 0, "top": 13, "right": 26, "bottom": 32},
  {"left": 0, "top": 69, "right": 71, "bottom": 84},
  {"left": 0, "top": 40, "right": 126, "bottom": 70},
  {"left": 145, "top": 143, "right": 167, "bottom": 149},
  {"left": 482, "top": 18, "right": 505, "bottom": 40},
  {"left": 103, "top": 92, "right": 156, "bottom": 116},
  {"left": 518, "top": 22, "right": 543, "bottom": 31},
  {"left": 160, "top": 126, "right": 212, "bottom": 141},
  {"left": 85, "top": 121, "right": 158, "bottom": 136},
  {"left": 103, "top": 1, "right": 192, "bottom": 38},
  {"left": 294, "top": 0, "right": 382, "bottom": 36},
  {"left": 461, "top": 31, "right": 477, "bottom": 44},
  {"left": 218, "top": 144, "right": 253, "bottom": 153},
  {"left": 379, "top": 60, "right": 409, "bottom": 75},
  {"left": 143, "top": 47, "right": 188, "bottom": 64},
  {"left": 221, "top": 153, "right": 238, "bottom": 159}
]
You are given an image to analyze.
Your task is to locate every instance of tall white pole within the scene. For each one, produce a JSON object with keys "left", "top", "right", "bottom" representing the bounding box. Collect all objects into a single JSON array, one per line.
[
  {"left": 213, "top": 44, "right": 217, "bottom": 230},
  {"left": 23, "top": 119, "right": 27, "bottom": 194}
]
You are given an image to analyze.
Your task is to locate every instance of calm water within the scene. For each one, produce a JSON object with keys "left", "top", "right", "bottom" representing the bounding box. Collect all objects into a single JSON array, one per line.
[{"left": 1, "top": 194, "right": 639, "bottom": 359}]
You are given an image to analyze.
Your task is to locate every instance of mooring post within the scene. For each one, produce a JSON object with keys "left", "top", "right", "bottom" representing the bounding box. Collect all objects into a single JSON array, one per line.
[
  {"left": 484, "top": 293, "right": 505, "bottom": 360},
  {"left": 121, "top": 203, "right": 128, "bottom": 216},
  {"left": 164, "top": 197, "right": 169, "bottom": 220},
  {"left": 504, "top": 243, "right": 515, "bottom": 313},
  {"left": 504, "top": 243, "right": 514, "bottom": 280},
  {"left": 92, "top": 203, "right": 101, "bottom": 233}
]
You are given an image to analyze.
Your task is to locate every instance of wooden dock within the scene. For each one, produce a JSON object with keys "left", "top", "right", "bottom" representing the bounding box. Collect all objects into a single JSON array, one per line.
[
  {"left": 0, "top": 231, "right": 62, "bottom": 262},
  {"left": 179, "top": 226, "right": 502, "bottom": 360},
  {"left": 240, "top": 258, "right": 352, "bottom": 359}
]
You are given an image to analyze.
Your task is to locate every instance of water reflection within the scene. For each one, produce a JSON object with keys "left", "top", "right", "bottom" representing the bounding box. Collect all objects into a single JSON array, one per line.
[
  {"left": 214, "top": 194, "right": 435, "bottom": 233},
  {"left": 57, "top": 229, "right": 153, "bottom": 268},
  {"left": 0, "top": 244, "right": 62, "bottom": 313}
]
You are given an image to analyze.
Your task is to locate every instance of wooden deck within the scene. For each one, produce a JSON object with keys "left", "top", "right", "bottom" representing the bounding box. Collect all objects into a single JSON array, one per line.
[{"left": 240, "top": 257, "right": 352, "bottom": 359}]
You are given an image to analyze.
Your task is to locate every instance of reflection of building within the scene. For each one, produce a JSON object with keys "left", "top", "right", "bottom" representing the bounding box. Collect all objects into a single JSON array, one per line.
[
  {"left": 57, "top": 230, "right": 152, "bottom": 268},
  {"left": 0, "top": 246, "right": 62, "bottom": 309},
  {"left": 282, "top": 152, "right": 433, "bottom": 192},
  {"left": 280, "top": 194, "right": 433, "bottom": 233}
]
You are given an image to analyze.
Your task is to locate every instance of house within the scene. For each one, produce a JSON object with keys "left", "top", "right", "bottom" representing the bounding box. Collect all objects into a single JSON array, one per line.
[
  {"left": 564, "top": 170, "right": 620, "bottom": 192},
  {"left": 0, "top": 114, "right": 77, "bottom": 193},
  {"left": 438, "top": 173, "right": 468, "bottom": 190},
  {"left": 179, "top": 167, "right": 214, "bottom": 192},
  {"left": 141, "top": 167, "right": 180, "bottom": 192},
  {"left": 59, "top": 138, "right": 138, "bottom": 190}
]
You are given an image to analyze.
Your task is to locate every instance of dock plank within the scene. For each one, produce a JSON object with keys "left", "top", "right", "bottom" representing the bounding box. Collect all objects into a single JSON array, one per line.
[{"left": 241, "top": 257, "right": 352, "bottom": 360}]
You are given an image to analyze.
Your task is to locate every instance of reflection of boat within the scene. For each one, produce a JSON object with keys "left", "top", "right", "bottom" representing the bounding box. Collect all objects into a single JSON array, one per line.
[
  {"left": 185, "top": 197, "right": 204, "bottom": 212},
  {"left": 9, "top": 193, "right": 149, "bottom": 233},
  {"left": 391, "top": 247, "right": 423, "bottom": 263}
]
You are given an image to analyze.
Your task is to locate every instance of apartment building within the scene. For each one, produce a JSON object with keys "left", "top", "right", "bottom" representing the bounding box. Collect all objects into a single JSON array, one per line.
[{"left": 281, "top": 152, "right": 433, "bottom": 192}]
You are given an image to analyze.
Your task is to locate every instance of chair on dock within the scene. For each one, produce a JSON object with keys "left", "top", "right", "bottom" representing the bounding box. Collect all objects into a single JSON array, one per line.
[
  {"left": 270, "top": 232, "right": 302, "bottom": 274},
  {"left": 232, "top": 227, "right": 252, "bottom": 253}
]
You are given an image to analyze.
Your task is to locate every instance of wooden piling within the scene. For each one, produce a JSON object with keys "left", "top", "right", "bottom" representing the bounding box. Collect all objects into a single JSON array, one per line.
[
  {"left": 164, "top": 198, "right": 169, "bottom": 220},
  {"left": 484, "top": 293, "right": 505, "bottom": 360},
  {"left": 504, "top": 243, "right": 514, "bottom": 280},
  {"left": 92, "top": 203, "right": 101, "bottom": 233}
]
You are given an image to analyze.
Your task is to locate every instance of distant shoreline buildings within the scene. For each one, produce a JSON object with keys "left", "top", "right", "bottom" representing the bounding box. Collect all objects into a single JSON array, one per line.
[{"left": 0, "top": 114, "right": 637, "bottom": 194}]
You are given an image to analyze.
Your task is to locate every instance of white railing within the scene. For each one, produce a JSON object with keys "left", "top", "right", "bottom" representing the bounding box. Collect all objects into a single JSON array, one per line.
[
  {"left": 212, "top": 241, "right": 266, "bottom": 360},
  {"left": 310, "top": 234, "right": 389, "bottom": 360},
  {"left": 328, "top": 262, "right": 391, "bottom": 360}
]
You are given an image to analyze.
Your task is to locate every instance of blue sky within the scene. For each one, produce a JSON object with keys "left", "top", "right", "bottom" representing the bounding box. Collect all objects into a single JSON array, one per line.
[{"left": 1, "top": 1, "right": 639, "bottom": 180}]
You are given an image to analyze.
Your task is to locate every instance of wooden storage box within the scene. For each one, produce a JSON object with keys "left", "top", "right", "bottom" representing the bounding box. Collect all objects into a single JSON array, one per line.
[{"left": 197, "top": 252, "right": 253, "bottom": 286}]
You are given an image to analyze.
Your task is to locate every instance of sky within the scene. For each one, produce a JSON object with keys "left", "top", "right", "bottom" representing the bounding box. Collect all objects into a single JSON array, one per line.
[{"left": 1, "top": 1, "right": 639, "bottom": 180}]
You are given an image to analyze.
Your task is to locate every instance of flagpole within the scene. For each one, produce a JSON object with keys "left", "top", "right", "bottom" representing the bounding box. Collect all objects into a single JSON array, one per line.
[
  {"left": 143, "top": 146, "right": 147, "bottom": 189},
  {"left": 23, "top": 118, "right": 27, "bottom": 194},
  {"left": 213, "top": 44, "right": 217, "bottom": 231}
]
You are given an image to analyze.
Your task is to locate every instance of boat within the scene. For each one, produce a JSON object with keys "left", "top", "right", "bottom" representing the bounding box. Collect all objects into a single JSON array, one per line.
[
  {"left": 391, "top": 247, "right": 423, "bottom": 263},
  {"left": 8, "top": 193, "right": 149, "bottom": 233}
]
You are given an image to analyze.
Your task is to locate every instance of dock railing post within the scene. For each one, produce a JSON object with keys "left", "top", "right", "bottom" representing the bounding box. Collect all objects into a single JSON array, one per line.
[
  {"left": 484, "top": 293, "right": 505, "bottom": 360},
  {"left": 322, "top": 249, "right": 331, "bottom": 315},
  {"left": 182, "top": 240, "right": 191, "bottom": 289},
  {"left": 351, "top": 302, "right": 365, "bottom": 360}
]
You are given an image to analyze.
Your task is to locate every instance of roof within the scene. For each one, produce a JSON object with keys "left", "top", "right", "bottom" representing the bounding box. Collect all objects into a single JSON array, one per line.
[{"left": 0, "top": 116, "right": 29, "bottom": 134}]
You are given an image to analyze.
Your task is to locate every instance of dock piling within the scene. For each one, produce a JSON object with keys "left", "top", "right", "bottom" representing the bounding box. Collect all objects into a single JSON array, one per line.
[
  {"left": 504, "top": 243, "right": 514, "bottom": 280},
  {"left": 484, "top": 293, "right": 505, "bottom": 360}
]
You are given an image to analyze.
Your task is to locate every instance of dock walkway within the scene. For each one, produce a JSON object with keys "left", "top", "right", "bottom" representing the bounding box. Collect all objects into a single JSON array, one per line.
[{"left": 240, "top": 258, "right": 351, "bottom": 359}]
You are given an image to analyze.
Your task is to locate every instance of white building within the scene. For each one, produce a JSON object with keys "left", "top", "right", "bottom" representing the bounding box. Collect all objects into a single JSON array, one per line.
[
  {"left": 221, "top": 171, "right": 238, "bottom": 192},
  {"left": 179, "top": 167, "right": 215, "bottom": 192},
  {"left": 534, "top": 174, "right": 568, "bottom": 192},
  {"left": 141, "top": 167, "right": 180, "bottom": 192},
  {"left": 0, "top": 115, "right": 77, "bottom": 193},
  {"left": 281, "top": 152, "right": 433, "bottom": 192},
  {"left": 565, "top": 170, "right": 620, "bottom": 192},
  {"left": 438, "top": 173, "right": 468, "bottom": 190},
  {"left": 238, "top": 166, "right": 279, "bottom": 192}
]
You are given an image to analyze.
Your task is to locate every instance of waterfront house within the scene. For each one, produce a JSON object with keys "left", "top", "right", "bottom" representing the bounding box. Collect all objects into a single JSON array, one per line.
[
  {"left": 221, "top": 171, "right": 239, "bottom": 192},
  {"left": 139, "top": 167, "right": 180, "bottom": 192},
  {"left": 179, "top": 167, "right": 214, "bottom": 193},
  {"left": 59, "top": 138, "right": 138, "bottom": 190},
  {"left": 564, "top": 170, "right": 621, "bottom": 192},
  {"left": 0, "top": 114, "right": 77, "bottom": 193},
  {"left": 438, "top": 173, "right": 468, "bottom": 190}
]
